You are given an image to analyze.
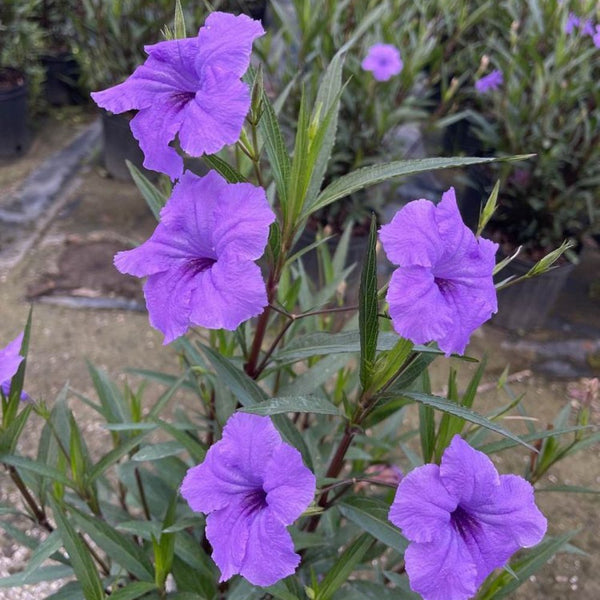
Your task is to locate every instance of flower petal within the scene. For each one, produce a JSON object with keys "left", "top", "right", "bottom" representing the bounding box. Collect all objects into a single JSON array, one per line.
[
  {"left": 379, "top": 200, "right": 443, "bottom": 267},
  {"left": 264, "top": 444, "right": 316, "bottom": 524},
  {"left": 440, "top": 436, "right": 500, "bottom": 507},
  {"left": 206, "top": 502, "right": 251, "bottom": 582},
  {"left": 195, "top": 12, "right": 265, "bottom": 80},
  {"left": 129, "top": 100, "right": 186, "bottom": 180},
  {"left": 179, "top": 76, "right": 250, "bottom": 157},
  {"left": 143, "top": 266, "right": 195, "bottom": 344},
  {"left": 240, "top": 510, "right": 300, "bottom": 587},
  {"left": 188, "top": 258, "right": 267, "bottom": 331},
  {"left": 405, "top": 528, "right": 478, "bottom": 600},
  {"left": 389, "top": 464, "right": 456, "bottom": 544},
  {"left": 0, "top": 333, "right": 24, "bottom": 384},
  {"left": 386, "top": 266, "right": 453, "bottom": 345}
]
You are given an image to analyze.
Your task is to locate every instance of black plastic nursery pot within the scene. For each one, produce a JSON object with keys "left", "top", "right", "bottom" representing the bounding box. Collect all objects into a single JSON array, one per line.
[
  {"left": 100, "top": 111, "right": 157, "bottom": 182},
  {"left": 493, "top": 256, "right": 575, "bottom": 332},
  {"left": 0, "top": 67, "right": 29, "bottom": 158},
  {"left": 41, "top": 52, "right": 81, "bottom": 106}
]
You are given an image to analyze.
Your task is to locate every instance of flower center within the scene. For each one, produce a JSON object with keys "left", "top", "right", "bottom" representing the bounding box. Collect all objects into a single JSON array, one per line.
[
  {"left": 186, "top": 257, "right": 216, "bottom": 276},
  {"left": 242, "top": 488, "right": 268, "bottom": 515},
  {"left": 450, "top": 505, "right": 479, "bottom": 540},
  {"left": 171, "top": 90, "right": 195, "bottom": 107},
  {"left": 434, "top": 277, "right": 454, "bottom": 296}
]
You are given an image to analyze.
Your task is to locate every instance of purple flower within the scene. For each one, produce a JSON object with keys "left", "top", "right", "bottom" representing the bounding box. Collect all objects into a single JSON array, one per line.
[
  {"left": 565, "top": 12, "right": 580, "bottom": 34},
  {"left": 91, "top": 12, "right": 264, "bottom": 180},
  {"left": 0, "top": 333, "right": 24, "bottom": 390},
  {"left": 361, "top": 43, "right": 403, "bottom": 82},
  {"left": 389, "top": 436, "right": 547, "bottom": 600},
  {"left": 180, "top": 412, "right": 316, "bottom": 586},
  {"left": 474, "top": 70, "right": 503, "bottom": 94},
  {"left": 114, "top": 170, "right": 275, "bottom": 343},
  {"left": 379, "top": 188, "right": 498, "bottom": 356},
  {"left": 594, "top": 25, "right": 600, "bottom": 48},
  {"left": 580, "top": 19, "right": 595, "bottom": 36}
]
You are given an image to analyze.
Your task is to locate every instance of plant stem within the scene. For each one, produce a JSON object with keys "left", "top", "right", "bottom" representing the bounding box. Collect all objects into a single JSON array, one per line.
[
  {"left": 7, "top": 465, "right": 53, "bottom": 532},
  {"left": 135, "top": 468, "right": 151, "bottom": 521}
]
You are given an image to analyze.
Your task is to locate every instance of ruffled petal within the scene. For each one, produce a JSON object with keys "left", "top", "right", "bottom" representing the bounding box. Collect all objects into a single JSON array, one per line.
[
  {"left": 379, "top": 200, "right": 443, "bottom": 267},
  {"left": 387, "top": 266, "right": 453, "bottom": 345},
  {"left": 179, "top": 75, "right": 250, "bottom": 157},
  {"left": 0, "top": 333, "right": 24, "bottom": 384},
  {"left": 264, "top": 444, "right": 316, "bottom": 524},
  {"left": 405, "top": 528, "right": 478, "bottom": 600},
  {"left": 206, "top": 502, "right": 251, "bottom": 582},
  {"left": 389, "top": 464, "right": 456, "bottom": 543},
  {"left": 462, "top": 474, "right": 547, "bottom": 585},
  {"left": 240, "top": 510, "right": 299, "bottom": 587},
  {"left": 129, "top": 101, "right": 186, "bottom": 180},
  {"left": 220, "top": 414, "right": 283, "bottom": 482},
  {"left": 188, "top": 258, "right": 267, "bottom": 331},
  {"left": 440, "top": 436, "right": 500, "bottom": 507},
  {"left": 142, "top": 266, "right": 195, "bottom": 343},
  {"left": 195, "top": 12, "right": 265, "bottom": 80}
]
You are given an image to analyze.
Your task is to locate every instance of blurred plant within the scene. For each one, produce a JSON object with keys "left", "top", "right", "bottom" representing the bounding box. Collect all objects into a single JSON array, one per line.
[
  {"left": 0, "top": 0, "right": 46, "bottom": 113},
  {"left": 435, "top": 0, "right": 600, "bottom": 260}
]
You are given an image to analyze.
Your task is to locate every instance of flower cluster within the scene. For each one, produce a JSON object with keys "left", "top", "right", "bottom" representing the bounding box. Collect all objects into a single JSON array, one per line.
[
  {"left": 181, "top": 412, "right": 316, "bottom": 586},
  {"left": 565, "top": 11, "right": 599, "bottom": 47},
  {"left": 91, "top": 12, "right": 264, "bottom": 180},
  {"left": 379, "top": 188, "right": 498, "bottom": 356},
  {"left": 389, "top": 436, "right": 547, "bottom": 600}
]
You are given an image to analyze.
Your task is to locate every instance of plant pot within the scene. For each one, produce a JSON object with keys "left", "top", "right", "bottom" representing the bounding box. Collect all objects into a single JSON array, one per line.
[
  {"left": 100, "top": 111, "right": 157, "bottom": 182},
  {"left": 492, "top": 257, "right": 575, "bottom": 331},
  {"left": 41, "top": 52, "right": 81, "bottom": 106},
  {"left": 0, "top": 67, "right": 29, "bottom": 158}
]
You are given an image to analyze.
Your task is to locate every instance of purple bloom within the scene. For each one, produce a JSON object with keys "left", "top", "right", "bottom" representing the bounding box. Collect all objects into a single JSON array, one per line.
[
  {"left": 580, "top": 19, "right": 595, "bottom": 36},
  {"left": 474, "top": 70, "right": 503, "bottom": 94},
  {"left": 594, "top": 25, "right": 600, "bottom": 48},
  {"left": 361, "top": 43, "right": 403, "bottom": 82},
  {"left": 91, "top": 12, "right": 264, "bottom": 180},
  {"left": 389, "top": 436, "right": 547, "bottom": 600},
  {"left": 565, "top": 12, "right": 580, "bottom": 34},
  {"left": 379, "top": 188, "right": 498, "bottom": 356},
  {"left": 114, "top": 170, "right": 275, "bottom": 343},
  {"left": 180, "top": 412, "right": 316, "bottom": 586},
  {"left": 0, "top": 333, "right": 24, "bottom": 389}
]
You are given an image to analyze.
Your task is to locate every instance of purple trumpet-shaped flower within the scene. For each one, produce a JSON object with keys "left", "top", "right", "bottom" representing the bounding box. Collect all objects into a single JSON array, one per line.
[
  {"left": 0, "top": 333, "right": 24, "bottom": 390},
  {"left": 361, "top": 43, "right": 403, "bottom": 82},
  {"left": 389, "top": 436, "right": 547, "bottom": 600},
  {"left": 565, "top": 12, "right": 580, "bottom": 34},
  {"left": 91, "top": 12, "right": 264, "bottom": 180},
  {"left": 114, "top": 170, "right": 275, "bottom": 343},
  {"left": 379, "top": 188, "right": 497, "bottom": 356},
  {"left": 474, "top": 70, "right": 503, "bottom": 94},
  {"left": 181, "top": 412, "right": 316, "bottom": 586},
  {"left": 580, "top": 19, "right": 595, "bottom": 36}
]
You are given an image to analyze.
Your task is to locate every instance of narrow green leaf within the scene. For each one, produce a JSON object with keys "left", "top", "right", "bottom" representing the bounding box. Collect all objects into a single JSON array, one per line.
[
  {"left": 173, "top": 0, "right": 186, "bottom": 38},
  {"left": 339, "top": 496, "right": 407, "bottom": 553},
  {"left": 259, "top": 88, "right": 291, "bottom": 207},
  {"left": 203, "top": 154, "right": 247, "bottom": 183},
  {"left": 477, "top": 180, "right": 499, "bottom": 236},
  {"left": 132, "top": 441, "right": 184, "bottom": 462},
  {"left": 402, "top": 392, "right": 537, "bottom": 452},
  {"left": 240, "top": 395, "right": 339, "bottom": 416},
  {"left": 49, "top": 498, "right": 105, "bottom": 600},
  {"left": 107, "top": 582, "right": 157, "bottom": 600},
  {"left": 70, "top": 506, "right": 154, "bottom": 581},
  {"left": 305, "top": 156, "right": 525, "bottom": 217},
  {"left": 126, "top": 161, "right": 167, "bottom": 221},
  {"left": 476, "top": 425, "right": 590, "bottom": 454},
  {"left": 315, "top": 534, "right": 374, "bottom": 600},
  {"left": 0, "top": 454, "right": 73, "bottom": 488},
  {"left": 359, "top": 214, "right": 379, "bottom": 391},
  {"left": 0, "top": 565, "right": 74, "bottom": 588},
  {"left": 419, "top": 404, "right": 436, "bottom": 464},
  {"left": 535, "top": 485, "right": 600, "bottom": 494}
]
